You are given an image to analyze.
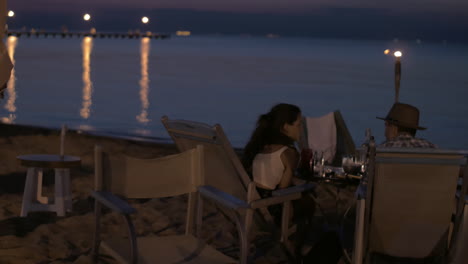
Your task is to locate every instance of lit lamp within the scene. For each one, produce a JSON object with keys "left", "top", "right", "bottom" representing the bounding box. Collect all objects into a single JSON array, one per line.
[
  {"left": 83, "top": 14, "right": 95, "bottom": 36},
  {"left": 83, "top": 13, "right": 91, "bottom": 21},
  {"left": 6, "top": 10, "right": 15, "bottom": 31},
  {"left": 393, "top": 51, "right": 402, "bottom": 103},
  {"left": 141, "top": 16, "right": 151, "bottom": 38}
]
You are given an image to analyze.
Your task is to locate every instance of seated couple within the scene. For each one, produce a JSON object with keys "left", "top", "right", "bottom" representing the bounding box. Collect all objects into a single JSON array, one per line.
[{"left": 241, "top": 102, "right": 437, "bottom": 262}]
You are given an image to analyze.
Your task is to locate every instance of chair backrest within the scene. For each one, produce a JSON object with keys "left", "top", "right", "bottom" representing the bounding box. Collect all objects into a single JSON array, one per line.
[
  {"left": 367, "top": 147, "right": 466, "bottom": 258},
  {"left": 161, "top": 116, "right": 250, "bottom": 201},
  {"left": 94, "top": 144, "right": 204, "bottom": 199},
  {"left": 300, "top": 110, "right": 356, "bottom": 166}
]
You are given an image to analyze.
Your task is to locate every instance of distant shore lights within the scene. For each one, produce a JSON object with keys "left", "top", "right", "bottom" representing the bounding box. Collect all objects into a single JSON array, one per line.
[
  {"left": 7, "top": 10, "right": 14, "bottom": 17},
  {"left": 141, "top": 16, "right": 149, "bottom": 24},
  {"left": 83, "top": 13, "right": 91, "bottom": 21}
]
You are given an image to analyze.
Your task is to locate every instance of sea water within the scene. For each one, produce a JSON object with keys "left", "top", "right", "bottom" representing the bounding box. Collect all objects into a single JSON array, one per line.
[{"left": 1, "top": 35, "right": 467, "bottom": 149}]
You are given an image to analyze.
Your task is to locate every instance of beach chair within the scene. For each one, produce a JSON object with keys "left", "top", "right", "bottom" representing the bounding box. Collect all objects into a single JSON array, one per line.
[
  {"left": 161, "top": 116, "right": 315, "bottom": 259},
  {"left": 452, "top": 184, "right": 468, "bottom": 263},
  {"left": 352, "top": 140, "right": 468, "bottom": 264},
  {"left": 91, "top": 144, "right": 244, "bottom": 264},
  {"left": 299, "top": 111, "right": 356, "bottom": 166}
]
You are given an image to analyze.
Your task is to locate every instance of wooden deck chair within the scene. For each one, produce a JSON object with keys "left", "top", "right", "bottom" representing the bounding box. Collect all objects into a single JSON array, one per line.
[
  {"left": 299, "top": 110, "right": 356, "bottom": 166},
  {"left": 352, "top": 140, "right": 468, "bottom": 264},
  {"left": 161, "top": 116, "right": 315, "bottom": 259},
  {"left": 452, "top": 164, "right": 468, "bottom": 264},
  {"left": 91, "top": 144, "right": 246, "bottom": 264}
]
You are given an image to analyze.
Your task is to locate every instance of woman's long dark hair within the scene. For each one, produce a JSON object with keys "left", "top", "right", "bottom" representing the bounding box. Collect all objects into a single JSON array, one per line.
[{"left": 242, "top": 103, "right": 301, "bottom": 172}]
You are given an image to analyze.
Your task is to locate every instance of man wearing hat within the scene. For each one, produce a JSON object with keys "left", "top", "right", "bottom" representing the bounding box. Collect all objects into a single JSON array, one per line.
[
  {"left": 377, "top": 102, "right": 436, "bottom": 148},
  {"left": 356, "top": 103, "right": 437, "bottom": 199}
]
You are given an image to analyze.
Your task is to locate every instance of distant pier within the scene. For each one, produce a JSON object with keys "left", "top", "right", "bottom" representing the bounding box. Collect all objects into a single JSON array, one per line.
[{"left": 6, "top": 30, "right": 171, "bottom": 39}]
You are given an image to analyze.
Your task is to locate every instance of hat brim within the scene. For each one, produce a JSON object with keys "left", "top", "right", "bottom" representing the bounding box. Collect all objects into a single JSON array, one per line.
[{"left": 376, "top": 116, "right": 427, "bottom": 130}]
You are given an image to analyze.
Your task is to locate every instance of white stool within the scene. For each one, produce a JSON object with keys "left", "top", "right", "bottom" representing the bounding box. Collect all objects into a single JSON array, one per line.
[{"left": 17, "top": 154, "right": 81, "bottom": 217}]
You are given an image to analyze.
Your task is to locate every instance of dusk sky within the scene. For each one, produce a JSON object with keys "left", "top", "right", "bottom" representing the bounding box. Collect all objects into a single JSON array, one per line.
[
  {"left": 8, "top": 0, "right": 468, "bottom": 14},
  {"left": 7, "top": 0, "right": 468, "bottom": 42}
]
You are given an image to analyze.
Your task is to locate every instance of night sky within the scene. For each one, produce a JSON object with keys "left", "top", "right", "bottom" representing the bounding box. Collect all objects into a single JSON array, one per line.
[{"left": 6, "top": 0, "right": 468, "bottom": 42}]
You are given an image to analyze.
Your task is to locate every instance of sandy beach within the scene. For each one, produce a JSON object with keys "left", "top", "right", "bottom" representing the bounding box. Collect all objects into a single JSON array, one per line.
[{"left": 0, "top": 123, "right": 356, "bottom": 264}]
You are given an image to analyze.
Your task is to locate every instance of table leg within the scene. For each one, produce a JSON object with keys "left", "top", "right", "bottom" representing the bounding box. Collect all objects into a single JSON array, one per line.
[
  {"left": 54, "top": 168, "right": 66, "bottom": 216},
  {"left": 36, "top": 168, "right": 49, "bottom": 204},
  {"left": 64, "top": 169, "right": 72, "bottom": 212},
  {"left": 21, "top": 168, "right": 37, "bottom": 217}
]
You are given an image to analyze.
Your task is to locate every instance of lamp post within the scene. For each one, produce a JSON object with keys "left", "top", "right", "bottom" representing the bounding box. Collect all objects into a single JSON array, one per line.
[
  {"left": 141, "top": 16, "right": 150, "bottom": 37},
  {"left": 83, "top": 13, "right": 96, "bottom": 36},
  {"left": 393, "top": 51, "right": 402, "bottom": 103},
  {"left": 6, "top": 10, "right": 14, "bottom": 31}
]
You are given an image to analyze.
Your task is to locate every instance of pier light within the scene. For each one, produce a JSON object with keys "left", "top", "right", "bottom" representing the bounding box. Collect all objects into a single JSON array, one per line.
[
  {"left": 8, "top": 10, "right": 15, "bottom": 17},
  {"left": 394, "top": 51, "right": 402, "bottom": 58},
  {"left": 83, "top": 13, "right": 91, "bottom": 21},
  {"left": 141, "top": 16, "right": 149, "bottom": 24}
]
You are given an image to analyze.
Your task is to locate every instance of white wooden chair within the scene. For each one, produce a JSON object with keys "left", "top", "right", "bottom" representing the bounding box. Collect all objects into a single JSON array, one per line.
[
  {"left": 161, "top": 116, "right": 315, "bottom": 260},
  {"left": 299, "top": 110, "right": 356, "bottom": 166},
  {"left": 91, "top": 144, "right": 248, "bottom": 264},
  {"left": 452, "top": 188, "right": 468, "bottom": 263},
  {"left": 352, "top": 140, "right": 468, "bottom": 264}
]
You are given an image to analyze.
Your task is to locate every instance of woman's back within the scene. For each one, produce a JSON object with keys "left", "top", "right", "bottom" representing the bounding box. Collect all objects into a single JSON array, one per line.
[{"left": 253, "top": 145, "right": 289, "bottom": 190}]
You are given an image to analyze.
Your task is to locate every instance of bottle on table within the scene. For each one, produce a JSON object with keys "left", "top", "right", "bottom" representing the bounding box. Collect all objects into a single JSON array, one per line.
[{"left": 359, "top": 128, "right": 372, "bottom": 173}]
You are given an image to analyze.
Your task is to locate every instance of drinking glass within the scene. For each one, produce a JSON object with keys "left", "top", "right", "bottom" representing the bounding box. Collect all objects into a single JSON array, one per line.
[
  {"left": 342, "top": 155, "right": 361, "bottom": 175},
  {"left": 313, "top": 151, "right": 324, "bottom": 177}
]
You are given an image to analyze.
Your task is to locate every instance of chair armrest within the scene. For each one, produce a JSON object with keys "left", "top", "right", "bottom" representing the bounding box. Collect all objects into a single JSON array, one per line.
[
  {"left": 250, "top": 192, "right": 302, "bottom": 209},
  {"left": 455, "top": 191, "right": 468, "bottom": 205},
  {"left": 91, "top": 191, "right": 137, "bottom": 214},
  {"left": 198, "top": 185, "right": 250, "bottom": 210},
  {"left": 272, "top": 183, "right": 316, "bottom": 197}
]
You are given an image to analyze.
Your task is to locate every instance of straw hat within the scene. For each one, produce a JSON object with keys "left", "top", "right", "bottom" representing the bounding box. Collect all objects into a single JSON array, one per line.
[{"left": 377, "top": 102, "right": 426, "bottom": 130}]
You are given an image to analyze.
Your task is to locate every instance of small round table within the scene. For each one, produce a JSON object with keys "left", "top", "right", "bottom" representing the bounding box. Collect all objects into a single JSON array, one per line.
[{"left": 17, "top": 154, "right": 81, "bottom": 217}]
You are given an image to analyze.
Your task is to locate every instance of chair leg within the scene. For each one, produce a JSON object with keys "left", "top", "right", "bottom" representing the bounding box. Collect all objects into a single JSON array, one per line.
[
  {"left": 63, "top": 169, "right": 72, "bottom": 212},
  {"left": 92, "top": 201, "right": 102, "bottom": 263},
  {"left": 451, "top": 204, "right": 468, "bottom": 263},
  {"left": 352, "top": 199, "right": 366, "bottom": 264},
  {"left": 281, "top": 201, "right": 295, "bottom": 257}
]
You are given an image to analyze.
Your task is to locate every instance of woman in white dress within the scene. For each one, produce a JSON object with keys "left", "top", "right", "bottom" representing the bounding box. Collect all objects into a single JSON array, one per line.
[{"left": 243, "top": 103, "right": 315, "bottom": 262}]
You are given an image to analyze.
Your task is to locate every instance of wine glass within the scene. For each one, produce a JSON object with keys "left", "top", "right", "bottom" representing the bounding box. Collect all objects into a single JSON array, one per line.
[{"left": 342, "top": 155, "right": 361, "bottom": 175}]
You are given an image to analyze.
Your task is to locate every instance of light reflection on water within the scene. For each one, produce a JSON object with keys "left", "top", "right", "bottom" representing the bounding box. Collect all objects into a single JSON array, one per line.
[
  {"left": 0, "top": 36, "right": 467, "bottom": 149},
  {"left": 2, "top": 36, "right": 17, "bottom": 124},
  {"left": 80, "top": 37, "right": 93, "bottom": 119},
  {"left": 136, "top": 37, "right": 151, "bottom": 125}
]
